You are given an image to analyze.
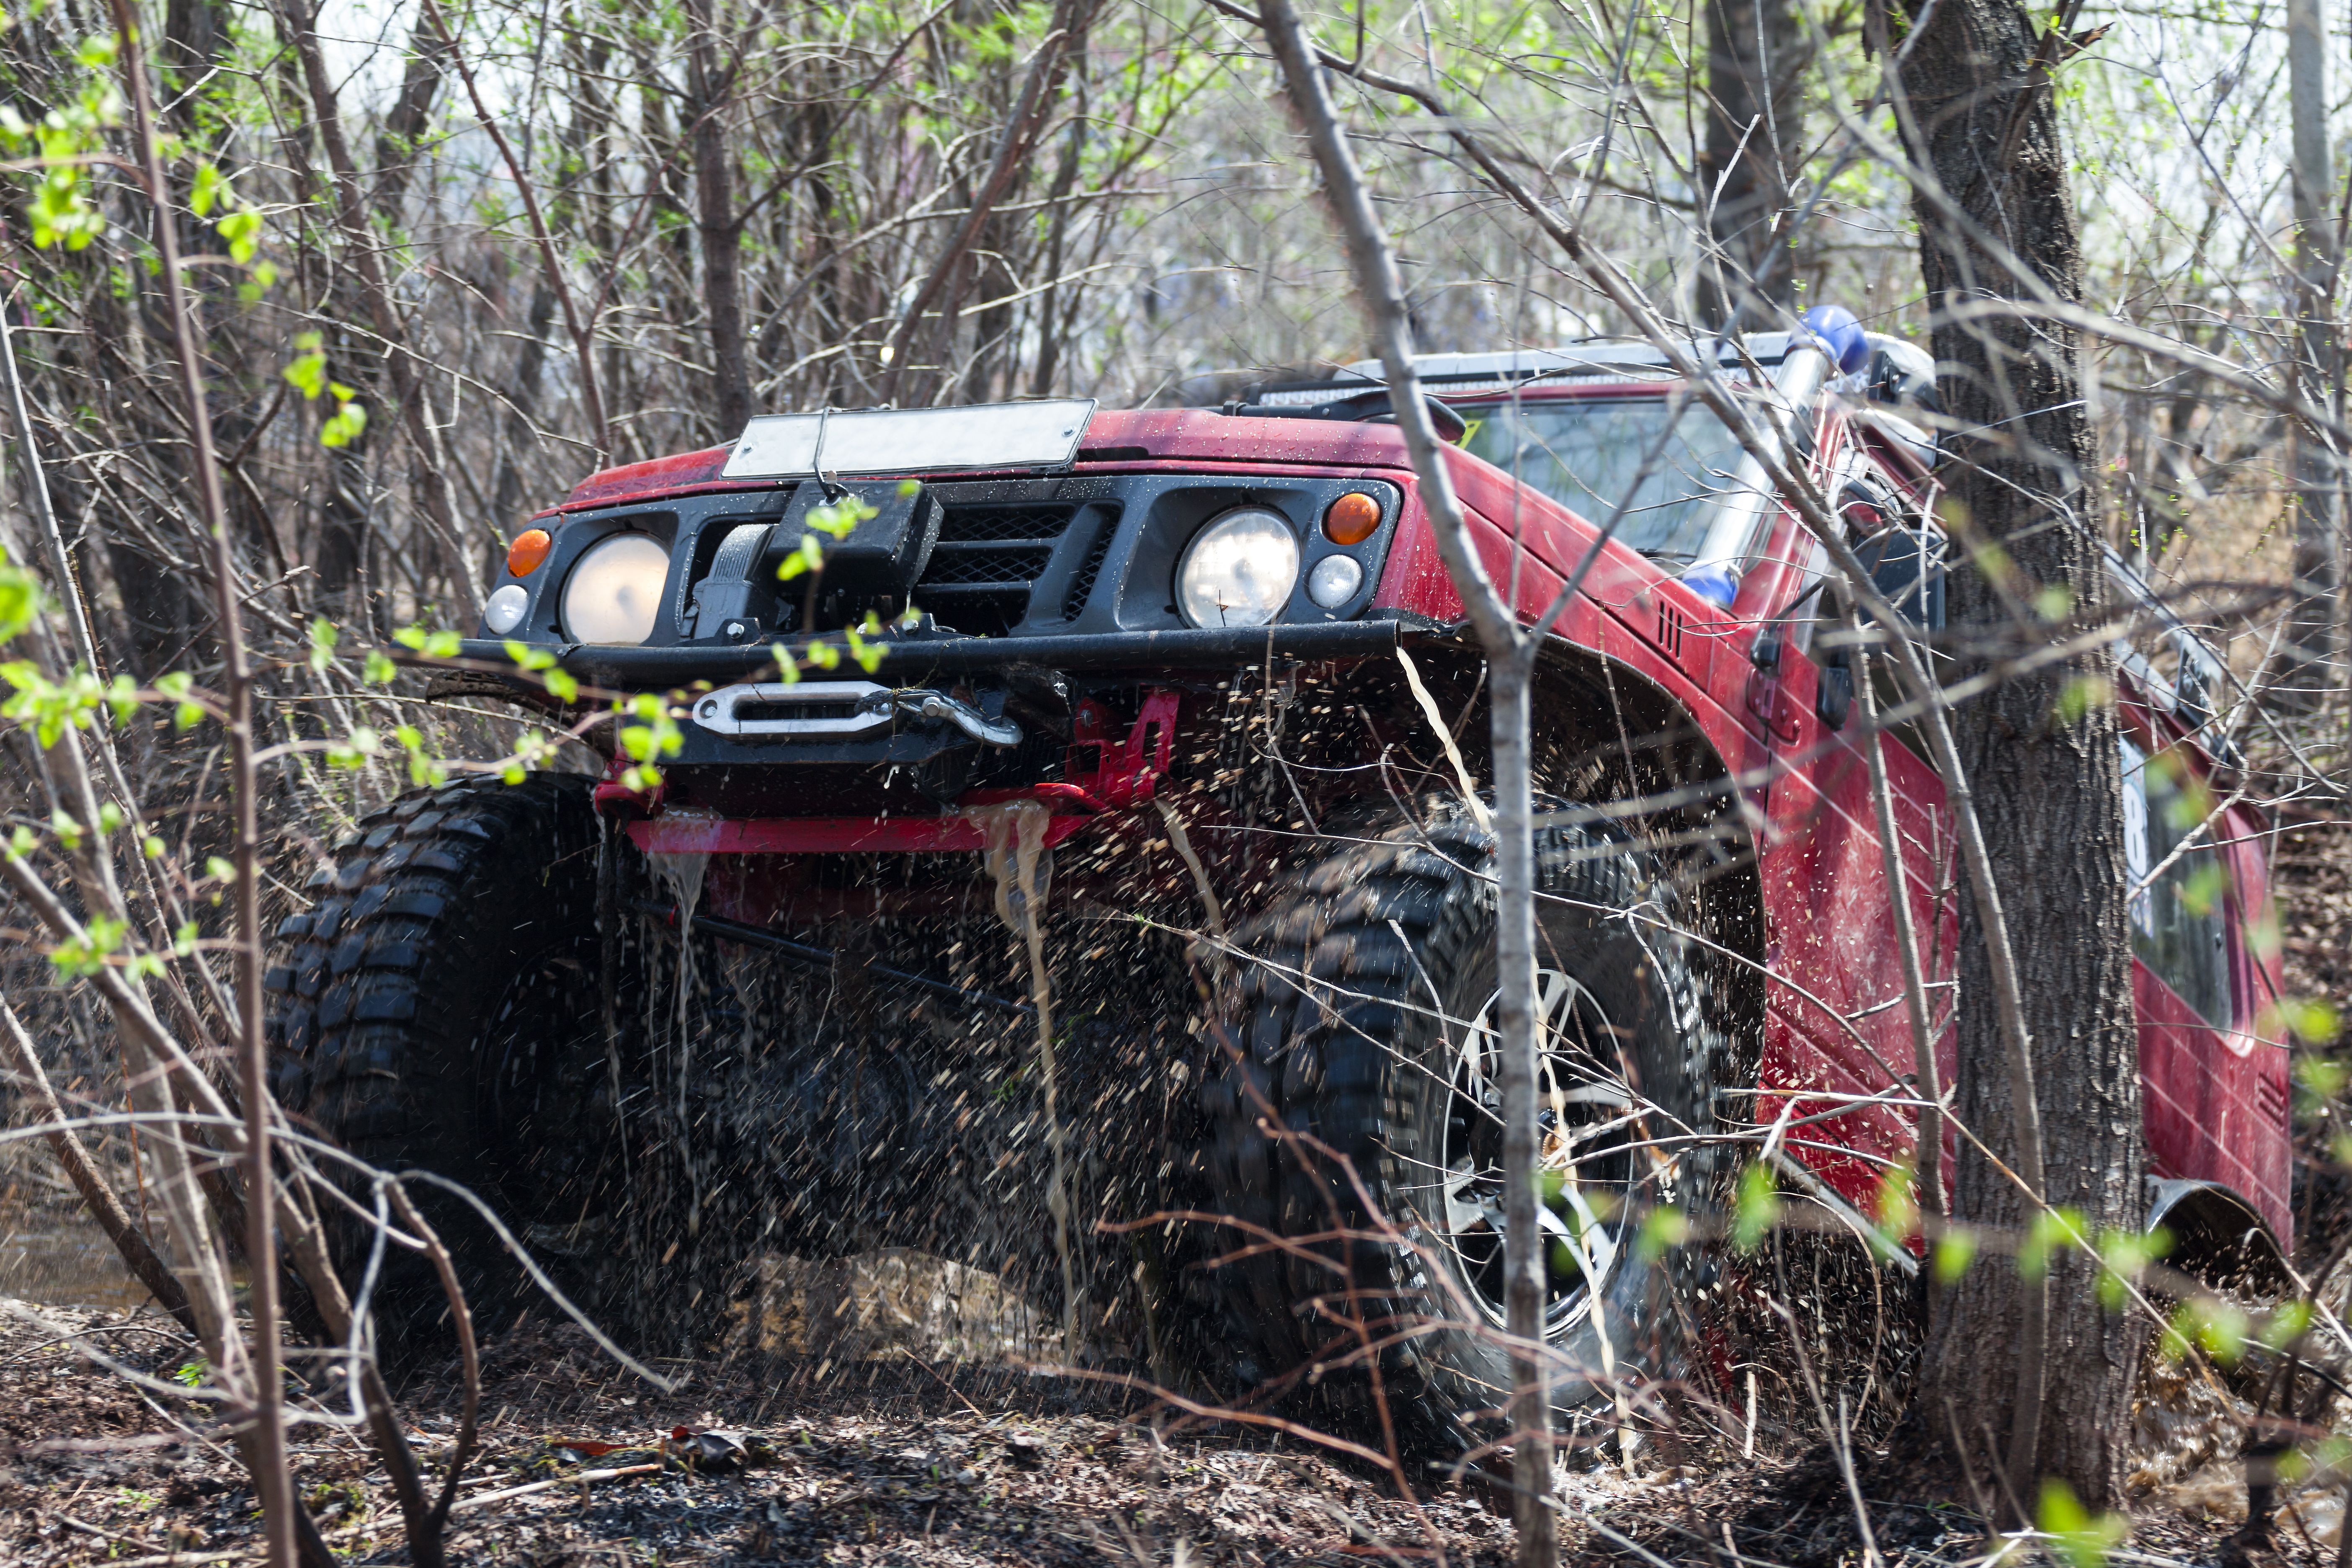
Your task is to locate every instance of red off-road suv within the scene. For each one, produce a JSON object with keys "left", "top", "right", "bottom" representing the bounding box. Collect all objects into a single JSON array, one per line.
[{"left": 267, "top": 323, "right": 2288, "bottom": 1458}]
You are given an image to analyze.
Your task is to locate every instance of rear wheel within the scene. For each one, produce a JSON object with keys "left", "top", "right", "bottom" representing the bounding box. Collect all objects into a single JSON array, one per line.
[
  {"left": 266, "top": 773, "right": 626, "bottom": 1342},
  {"left": 1199, "top": 796, "right": 1733, "bottom": 1461}
]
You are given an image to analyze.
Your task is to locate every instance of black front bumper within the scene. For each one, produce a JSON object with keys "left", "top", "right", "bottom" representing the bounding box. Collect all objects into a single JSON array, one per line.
[{"left": 451, "top": 617, "right": 1413, "bottom": 691}]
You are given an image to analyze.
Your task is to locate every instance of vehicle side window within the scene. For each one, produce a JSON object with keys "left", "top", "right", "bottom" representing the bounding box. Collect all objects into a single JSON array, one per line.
[{"left": 2120, "top": 736, "right": 2232, "bottom": 1025}]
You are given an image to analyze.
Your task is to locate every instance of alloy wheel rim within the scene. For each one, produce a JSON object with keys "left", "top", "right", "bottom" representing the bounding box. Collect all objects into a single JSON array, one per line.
[{"left": 1436, "top": 967, "right": 1637, "bottom": 1332}]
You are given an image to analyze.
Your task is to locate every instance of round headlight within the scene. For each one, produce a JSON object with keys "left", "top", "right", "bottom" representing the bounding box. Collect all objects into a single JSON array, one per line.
[
  {"left": 560, "top": 533, "right": 670, "bottom": 644},
  {"left": 482, "top": 583, "right": 530, "bottom": 634},
  {"left": 1176, "top": 508, "right": 1299, "bottom": 628}
]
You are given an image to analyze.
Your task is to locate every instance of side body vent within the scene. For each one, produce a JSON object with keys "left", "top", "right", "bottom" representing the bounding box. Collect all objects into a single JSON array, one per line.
[{"left": 1656, "top": 599, "right": 1688, "bottom": 664}]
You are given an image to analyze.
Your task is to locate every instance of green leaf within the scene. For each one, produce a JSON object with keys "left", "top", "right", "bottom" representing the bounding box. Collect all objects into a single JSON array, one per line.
[
  {"left": 104, "top": 674, "right": 139, "bottom": 726},
  {"left": 325, "top": 726, "right": 378, "bottom": 770},
  {"left": 1635, "top": 1205, "right": 1689, "bottom": 1263},
  {"left": 2094, "top": 1225, "right": 2168, "bottom": 1311},
  {"left": 2260, "top": 1298, "right": 2314, "bottom": 1352},
  {"left": 2018, "top": 1206, "right": 2084, "bottom": 1283},
  {"left": 283, "top": 337, "right": 327, "bottom": 400},
  {"left": 363, "top": 650, "right": 397, "bottom": 686},
  {"left": 217, "top": 206, "right": 262, "bottom": 265},
  {"left": 2267, "top": 997, "right": 2340, "bottom": 1046},
  {"left": 1733, "top": 1162, "right": 1779, "bottom": 1252},
  {"left": 2180, "top": 1297, "right": 2249, "bottom": 1364},
  {"left": 2038, "top": 1478, "right": 2125, "bottom": 1568},
  {"left": 141, "top": 835, "right": 165, "bottom": 860},
  {"left": 308, "top": 616, "right": 340, "bottom": 674},
  {"left": 2296, "top": 1055, "right": 2349, "bottom": 1101},
  {"left": 205, "top": 856, "right": 235, "bottom": 885},
  {"left": 189, "top": 162, "right": 223, "bottom": 219},
  {"left": 805, "top": 495, "right": 878, "bottom": 541},
  {"left": 0, "top": 552, "right": 40, "bottom": 642},
  {"left": 1932, "top": 1226, "right": 1977, "bottom": 1285},
  {"left": 49, "top": 914, "right": 126, "bottom": 979},
  {"left": 775, "top": 534, "right": 824, "bottom": 581},
  {"left": 389, "top": 626, "right": 459, "bottom": 659},
  {"left": 2053, "top": 675, "right": 2112, "bottom": 725},
  {"left": 319, "top": 398, "right": 367, "bottom": 449}
]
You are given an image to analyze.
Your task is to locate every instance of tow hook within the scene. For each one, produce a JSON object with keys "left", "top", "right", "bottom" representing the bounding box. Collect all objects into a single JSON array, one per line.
[{"left": 859, "top": 687, "right": 1022, "bottom": 748}]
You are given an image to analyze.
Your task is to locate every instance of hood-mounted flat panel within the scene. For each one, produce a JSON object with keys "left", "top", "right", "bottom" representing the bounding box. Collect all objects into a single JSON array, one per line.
[{"left": 723, "top": 400, "right": 1097, "bottom": 480}]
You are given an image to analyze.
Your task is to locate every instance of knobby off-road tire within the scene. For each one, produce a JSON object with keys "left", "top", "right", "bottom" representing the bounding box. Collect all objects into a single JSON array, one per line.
[
  {"left": 1199, "top": 795, "right": 1734, "bottom": 1464},
  {"left": 266, "top": 772, "right": 624, "bottom": 1348}
]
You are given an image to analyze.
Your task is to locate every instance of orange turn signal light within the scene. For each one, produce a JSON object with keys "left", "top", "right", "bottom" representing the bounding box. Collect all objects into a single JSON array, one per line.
[
  {"left": 1323, "top": 492, "right": 1382, "bottom": 546},
  {"left": 506, "top": 527, "right": 553, "bottom": 578}
]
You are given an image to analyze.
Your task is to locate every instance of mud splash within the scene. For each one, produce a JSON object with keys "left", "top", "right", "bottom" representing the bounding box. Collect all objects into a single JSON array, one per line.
[
  {"left": 965, "top": 799, "right": 1077, "bottom": 1356},
  {"left": 2130, "top": 1347, "right": 2350, "bottom": 1545},
  {"left": 647, "top": 807, "right": 719, "bottom": 1233}
]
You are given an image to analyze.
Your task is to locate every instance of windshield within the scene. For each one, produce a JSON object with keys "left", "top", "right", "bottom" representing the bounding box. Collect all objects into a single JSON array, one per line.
[{"left": 1457, "top": 395, "right": 1751, "bottom": 563}]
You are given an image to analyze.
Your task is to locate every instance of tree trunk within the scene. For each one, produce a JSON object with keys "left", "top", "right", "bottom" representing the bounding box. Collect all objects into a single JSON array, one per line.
[
  {"left": 1895, "top": 0, "right": 2144, "bottom": 1510},
  {"left": 291, "top": 0, "right": 447, "bottom": 606},
  {"left": 1694, "top": 0, "right": 1805, "bottom": 330},
  {"left": 686, "top": 0, "right": 753, "bottom": 436},
  {"left": 2284, "top": 0, "right": 2340, "bottom": 703}
]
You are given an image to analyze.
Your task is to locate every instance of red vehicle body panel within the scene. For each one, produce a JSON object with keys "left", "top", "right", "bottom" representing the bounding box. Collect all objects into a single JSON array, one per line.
[{"left": 560, "top": 400, "right": 2291, "bottom": 1248}]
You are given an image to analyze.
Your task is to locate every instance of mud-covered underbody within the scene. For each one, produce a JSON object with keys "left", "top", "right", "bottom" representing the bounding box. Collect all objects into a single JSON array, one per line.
[{"left": 527, "top": 648, "right": 1764, "bottom": 1370}]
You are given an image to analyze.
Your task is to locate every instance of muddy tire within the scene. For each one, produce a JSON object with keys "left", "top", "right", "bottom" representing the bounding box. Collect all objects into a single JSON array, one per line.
[
  {"left": 266, "top": 772, "right": 624, "bottom": 1345},
  {"left": 1198, "top": 796, "right": 1733, "bottom": 1463}
]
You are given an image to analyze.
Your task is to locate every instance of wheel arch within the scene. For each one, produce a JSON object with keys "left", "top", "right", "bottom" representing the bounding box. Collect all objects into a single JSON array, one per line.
[
  {"left": 1364, "top": 634, "right": 1767, "bottom": 1056},
  {"left": 2148, "top": 1176, "right": 2292, "bottom": 1292}
]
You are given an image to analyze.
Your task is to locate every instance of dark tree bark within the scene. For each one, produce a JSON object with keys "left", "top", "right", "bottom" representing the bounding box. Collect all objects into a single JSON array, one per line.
[
  {"left": 685, "top": 0, "right": 753, "bottom": 436},
  {"left": 2280, "top": 0, "right": 2340, "bottom": 702},
  {"left": 1894, "top": 0, "right": 2143, "bottom": 1510},
  {"left": 1694, "top": 0, "right": 1806, "bottom": 329}
]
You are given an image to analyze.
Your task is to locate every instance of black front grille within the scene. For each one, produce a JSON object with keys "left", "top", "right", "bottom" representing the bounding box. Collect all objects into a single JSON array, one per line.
[
  {"left": 913, "top": 503, "right": 1083, "bottom": 635},
  {"left": 1060, "top": 508, "right": 1119, "bottom": 620},
  {"left": 921, "top": 544, "right": 1057, "bottom": 588},
  {"left": 935, "top": 505, "right": 1077, "bottom": 543}
]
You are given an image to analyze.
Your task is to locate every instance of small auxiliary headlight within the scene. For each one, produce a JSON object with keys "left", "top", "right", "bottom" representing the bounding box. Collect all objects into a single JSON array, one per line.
[
  {"left": 506, "top": 527, "right": 554, "bottom": 577},
  {"left": 483, "top": 584, "right": 530, "bottom": 634},
  {"left": 560, "top": 533, "right": 671, "bottom": 645},
  {"left": 1176, "top": 508, "right": 1299, "bottom": 628},
  {"left": 1307, "top": 555, "right": 1364, "bottom": 608},
  {"left": 1323, "top": 492, "right": 1382, "bottom": 545}
]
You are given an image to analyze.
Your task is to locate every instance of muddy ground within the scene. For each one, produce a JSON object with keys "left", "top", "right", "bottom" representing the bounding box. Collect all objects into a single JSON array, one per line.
[
  {"left": 2, "top": 816, "right": 2349, "bottom": 1568},
  {"left": 0, "top": 1284, "right": 2337, "bottom": 1568}
]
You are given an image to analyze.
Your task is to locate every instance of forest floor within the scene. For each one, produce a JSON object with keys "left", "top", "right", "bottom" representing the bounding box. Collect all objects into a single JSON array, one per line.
[
  {"left": 1, "top": 815, "right": 2349, "bottom": 1568},
  {"left": 0, "top": 1295, "right": 2332, "bottom": 1568}
]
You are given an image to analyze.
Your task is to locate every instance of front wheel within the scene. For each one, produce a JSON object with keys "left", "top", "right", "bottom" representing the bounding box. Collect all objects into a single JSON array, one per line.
[
  {"left": 266, "top": 772, "right": 628, "bottom": 1343},
  {"left": 1198, "top": 797, "right": 1735, "bottom": 1461}
]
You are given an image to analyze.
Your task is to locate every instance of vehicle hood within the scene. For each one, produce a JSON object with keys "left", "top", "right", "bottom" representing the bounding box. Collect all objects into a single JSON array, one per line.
[{"left": 551, "top": 408, "right": 1422, "bottom": 514}]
